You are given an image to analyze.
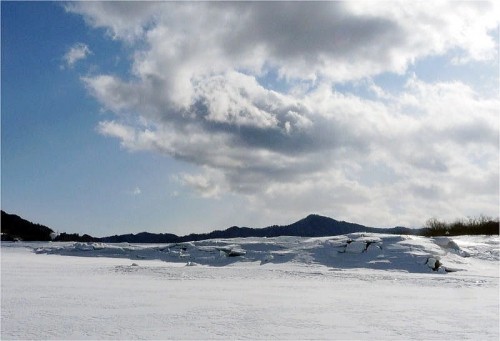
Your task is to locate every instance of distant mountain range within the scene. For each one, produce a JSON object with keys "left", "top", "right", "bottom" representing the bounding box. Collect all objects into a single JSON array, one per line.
[
  {"left": 1, "top": 210, "right": 415, "bottom": 243},
  {"left": 100, "top": 214, "right": 415, "bottom": 243}
]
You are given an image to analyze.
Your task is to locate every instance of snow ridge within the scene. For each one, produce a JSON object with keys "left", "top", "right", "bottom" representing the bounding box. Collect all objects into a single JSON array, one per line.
[{"left": 32, "top": 233, "right": 498, "bottom": 274}]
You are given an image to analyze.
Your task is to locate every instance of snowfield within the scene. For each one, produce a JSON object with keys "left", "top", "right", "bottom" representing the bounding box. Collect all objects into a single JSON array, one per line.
[{"left": 2, "top": 234, "right": 499, "bottom": 340}]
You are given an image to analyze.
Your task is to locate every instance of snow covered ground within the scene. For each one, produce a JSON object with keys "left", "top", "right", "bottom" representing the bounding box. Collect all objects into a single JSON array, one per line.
[{"left": 1, "top": 234, "right": 499, "bottom": 339}]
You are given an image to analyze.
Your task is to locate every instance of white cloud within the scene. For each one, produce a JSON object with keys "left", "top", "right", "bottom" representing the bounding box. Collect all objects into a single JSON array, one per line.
[
  {"left": 63, "top": 43, "right": 91, "bottom": 68},
  {"left": 70, "top": 2, "right": 499, "bottom": 227},
  {"left": 179, "top": 170, "right": 225, "bottom": 199},
  {"left": 65, "top": 2, "right": 162, "bottom": 42}
]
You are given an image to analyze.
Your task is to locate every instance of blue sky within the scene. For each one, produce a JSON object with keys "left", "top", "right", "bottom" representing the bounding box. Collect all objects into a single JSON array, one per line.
[{"left": 2, "top": 2, "right": 498, "bottom": 237}]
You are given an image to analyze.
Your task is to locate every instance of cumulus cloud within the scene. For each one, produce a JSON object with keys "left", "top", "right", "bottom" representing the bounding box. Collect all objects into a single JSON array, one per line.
[
  {"left": 69, "top": 2, "right": 499, "bottom": 226},
  {"left": 63, "top": 42, "right": 91, "bottom": 68}
]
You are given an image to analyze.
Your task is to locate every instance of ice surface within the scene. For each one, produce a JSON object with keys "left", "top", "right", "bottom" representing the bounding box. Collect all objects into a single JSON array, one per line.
[{"left": 1, "top": 234, "right": 499, "bottom": 340}]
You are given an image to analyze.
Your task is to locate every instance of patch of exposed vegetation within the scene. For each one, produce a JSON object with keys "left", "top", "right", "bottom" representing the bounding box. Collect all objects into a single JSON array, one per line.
[{"left": 421, "top": 216, "right": 499, "bottom": 237}]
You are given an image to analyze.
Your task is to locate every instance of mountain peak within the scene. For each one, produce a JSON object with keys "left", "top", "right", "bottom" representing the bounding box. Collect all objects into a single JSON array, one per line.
[{"left": 303, "top": 214, "right": 336, "bottom": 222}]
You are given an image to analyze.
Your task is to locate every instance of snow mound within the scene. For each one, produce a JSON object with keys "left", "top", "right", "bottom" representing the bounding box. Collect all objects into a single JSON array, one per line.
[
  {"left": 31, "top": 234, "right": 499, "bottom": 274},
  {"left": 433, "top": 236, "right": 471, "bottom": 257},
  {"left": 345, "top": 241, "right": 367, "bottom": 254}
]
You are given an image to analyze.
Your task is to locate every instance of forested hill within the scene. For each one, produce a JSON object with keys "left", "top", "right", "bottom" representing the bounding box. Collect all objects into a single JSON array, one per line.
[
  {"left": 1, "top": 211, "right": 54, "bottom": 241},
  {"left": 1, "top": 210, "right": 95, "bottom": 242}
]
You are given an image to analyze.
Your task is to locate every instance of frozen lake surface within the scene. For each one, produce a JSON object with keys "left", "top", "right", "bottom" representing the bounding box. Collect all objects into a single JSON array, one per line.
[{"left": 1, "top": 234, "right": 499, "bottom": 339}]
